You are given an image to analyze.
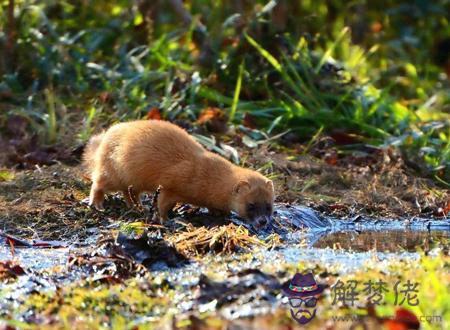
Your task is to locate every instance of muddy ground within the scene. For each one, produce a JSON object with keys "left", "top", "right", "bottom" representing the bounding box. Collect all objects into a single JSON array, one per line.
[{"left": 1, "top": 141, "right": 448, "bottom": 241}]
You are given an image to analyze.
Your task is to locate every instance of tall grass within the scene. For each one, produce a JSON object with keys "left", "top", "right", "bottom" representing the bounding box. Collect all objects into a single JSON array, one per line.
[{"left": 0, "top": 0, "right": 449, "bottom": 181}]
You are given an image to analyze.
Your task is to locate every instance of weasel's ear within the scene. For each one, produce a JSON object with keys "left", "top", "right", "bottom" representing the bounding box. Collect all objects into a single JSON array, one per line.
[
  {"left": 266, "top": 180, "right": 274, "bottom": 192},
  {"left": 233, "top": 180, "right": 250, "bottom": 195}
]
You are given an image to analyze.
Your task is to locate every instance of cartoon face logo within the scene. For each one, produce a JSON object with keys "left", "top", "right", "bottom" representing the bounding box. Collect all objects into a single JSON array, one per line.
[{"left": 282, "top": 272, "right": 326, "bottom": 324}]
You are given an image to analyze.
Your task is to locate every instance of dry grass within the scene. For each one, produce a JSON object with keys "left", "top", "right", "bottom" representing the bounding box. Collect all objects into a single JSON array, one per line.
[
  {"left": 243, "top": 144, "right": 449, "bottom": 218},
  {"left": 1, "top": 141, "right": 448, "bottom": 244},
  {"left": 167, "top": 222, "right": 266, "bottom": 257}
]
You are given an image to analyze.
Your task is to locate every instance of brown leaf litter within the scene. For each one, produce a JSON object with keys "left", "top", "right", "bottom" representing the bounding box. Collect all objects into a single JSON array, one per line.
[{"left": 167, "top": 222, "right": 266, "bottom": 257}]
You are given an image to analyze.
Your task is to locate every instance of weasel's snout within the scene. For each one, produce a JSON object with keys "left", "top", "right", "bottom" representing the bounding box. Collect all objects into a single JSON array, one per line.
[{"left": 254, "top": 215, "right": 271, "bottom": 228}]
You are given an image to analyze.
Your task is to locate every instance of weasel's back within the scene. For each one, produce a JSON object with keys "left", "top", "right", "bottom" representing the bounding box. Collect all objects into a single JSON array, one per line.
[
  {"left": 95, "top": 120, "right": 206, "bottom": 189},
  {"left": 108, "top": 120, "right": 204, "bottom": 162}
]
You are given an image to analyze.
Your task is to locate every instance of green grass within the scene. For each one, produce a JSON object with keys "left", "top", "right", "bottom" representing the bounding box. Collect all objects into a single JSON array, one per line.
[{"left": 0, "top": 0, "right": 449, "bottom": 181}]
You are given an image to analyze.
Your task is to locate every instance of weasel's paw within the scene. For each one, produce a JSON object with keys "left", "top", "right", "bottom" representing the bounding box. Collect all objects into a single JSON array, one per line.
[{"left": 89, "top": 199, "right": 105, "bottom": 211}]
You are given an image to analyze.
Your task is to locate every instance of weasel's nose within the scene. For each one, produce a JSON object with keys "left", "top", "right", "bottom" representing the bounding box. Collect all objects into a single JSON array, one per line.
[{"left": 255, "top": 215, "right": 271, "bottom": 228}]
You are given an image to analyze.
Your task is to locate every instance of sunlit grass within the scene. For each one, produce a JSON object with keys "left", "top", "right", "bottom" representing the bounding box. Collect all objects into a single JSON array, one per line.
[{"left": 0, "top": 0, "right": 449, "bottom": 182}]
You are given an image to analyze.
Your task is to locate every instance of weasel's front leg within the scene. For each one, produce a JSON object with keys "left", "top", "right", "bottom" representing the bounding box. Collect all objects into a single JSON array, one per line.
[
  {"left": 89, "top": 183, "right": 105, "bottom": 210},
  {"left": 157, "top": 189, "right": 179, "bottom": 223}
]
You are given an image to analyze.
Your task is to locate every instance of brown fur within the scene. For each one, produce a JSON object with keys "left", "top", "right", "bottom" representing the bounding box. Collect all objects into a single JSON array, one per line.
[{"left": 82, "top": 120, "right": 274, "bottom": 224}]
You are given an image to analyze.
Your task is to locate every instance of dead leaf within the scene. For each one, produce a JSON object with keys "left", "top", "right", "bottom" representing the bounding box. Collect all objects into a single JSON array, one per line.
[
  {"left": 146, "top": 107, "right": 162, "bottom": 120},
  {"left": 7, "top": 237, "right": 15, "bottom": 257},
  {"left": 324, "top": 151, "right": 338, "bottom": 166},
  {"left": 221, "top": 36, "right": 240, "bottom": 48},
  {"left": 1, "top": 232, "right": 67, "bottom": 249},
  {"left": 371, "top": 22, "right": 383, "bottom": 33},
  {"left": 436, "top": 200, "right": 450, "bottom": 217},
  {"left": 99, "top": 91, "right": 111, "bottom": 103},
  {"left": 197, "top": 107, "right": 228, "bottom": 133},
  {"left": 243, "top": 112, "right": 257, "bottom": 129},
  {"left": 330, "top": 131, "right": 362, "bottom": 145},
  {"left": 383, "top": 308, "right": 420, "bottom": 330},
  {"left": 0, "top": 261, "right": 26, "bottom": 280}
]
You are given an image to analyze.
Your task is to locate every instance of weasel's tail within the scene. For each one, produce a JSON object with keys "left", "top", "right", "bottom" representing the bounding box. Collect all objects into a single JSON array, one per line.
[{"left": 82, "top": 132, "right": 105, "bottom": 179}]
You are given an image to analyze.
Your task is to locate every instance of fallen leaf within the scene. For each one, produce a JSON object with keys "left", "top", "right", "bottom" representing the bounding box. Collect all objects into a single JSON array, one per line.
[
  {"left": 7, "top": 237, "right": 15, "bottom": 257},
  {"left": 99, "top": 91, "right": 111, "bottom": 103},
  {"left": 146, "top": 107, "right": 162, "bottom": 120},
  {"left": 324, "top": 151, "right": 338, "bottom": 165},
  {"left": 242, "top": 135, "right": 258, "bottom": 148},
  {"left": 0, "top": 261, "right": 26, "bottom": 280},
  {"left": 437, "top": 200, "right": 450, "bottom": 216},
  {"left": 330, "top": 131, "right": 362, "bottom": 145},
  {"left": 0, "top": 232, "right": 67, "bottom": 249},
  {"left": 371, "top": 22, "right": 383, "bottom": 33},
  {"left": 383, "top": 308, "right": 420, "bottom": 330},
  {"left": 221, "top": 36, "right": 240, "bottom": 48},
  {"left": 197, "top": 107, "right": 228, "bottom": 133},
  {"left": 243, "top": 112, "right": 257, "bottom": 129}
]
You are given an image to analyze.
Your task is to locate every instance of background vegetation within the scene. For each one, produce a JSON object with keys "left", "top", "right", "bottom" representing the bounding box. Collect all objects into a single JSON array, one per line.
[
  {"left": 0, "top": 0, "right": 449, "bottom": 182},
  {"left": 1, "top": 2, "right": 450, "bottom": 328}
]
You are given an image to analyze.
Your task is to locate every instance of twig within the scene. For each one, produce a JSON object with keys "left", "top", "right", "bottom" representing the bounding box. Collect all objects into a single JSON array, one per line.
[
  {"left": 127, "top": 185, "right": 142, "bottom": 211},
  {"left": 146, "top": 185, "right": 162, "bottom": 223}
]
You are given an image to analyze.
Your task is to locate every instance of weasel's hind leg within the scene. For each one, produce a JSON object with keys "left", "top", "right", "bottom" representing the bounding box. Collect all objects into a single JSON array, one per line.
[{"left": 157, "top": 189, "right": 179, "bottom": 222}]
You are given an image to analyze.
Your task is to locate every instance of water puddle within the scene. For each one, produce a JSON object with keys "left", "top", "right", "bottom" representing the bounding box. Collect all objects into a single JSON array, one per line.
[
  {"left": 266, "top": 205, "right": 448, "bottom": 273},
  {"left": 1, "top": 205, "right": 449, "bottom": 323},
  {"left": 0, "top": 247, "right": 72, "bottom": 271},
  {"left": 313, "top": 230, "right": 448, "bottom": 251},
  {"left": 0, "top": 204, "right": 448, "bottom": 274}
]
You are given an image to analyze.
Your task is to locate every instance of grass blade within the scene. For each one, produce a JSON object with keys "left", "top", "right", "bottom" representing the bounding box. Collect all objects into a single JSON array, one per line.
[
  {"left": 244, "top": 33, "right": 281, "bottom": 71},
  {"left": 315, "top": 27, "right": 349, "bottom": 73},
  {"left": 229, "top": 61, "right": 244, "bottom": 122}
]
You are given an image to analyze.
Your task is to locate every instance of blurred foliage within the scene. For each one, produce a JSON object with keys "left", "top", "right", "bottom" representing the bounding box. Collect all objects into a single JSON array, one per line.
[{"left": 0, "top": 0, "right": 449, "bottom": 181}]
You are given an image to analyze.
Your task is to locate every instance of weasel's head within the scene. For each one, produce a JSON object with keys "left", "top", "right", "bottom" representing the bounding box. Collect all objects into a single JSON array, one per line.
[{"left": 231, "top": 175, "right": 275, "bottom": 228}]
